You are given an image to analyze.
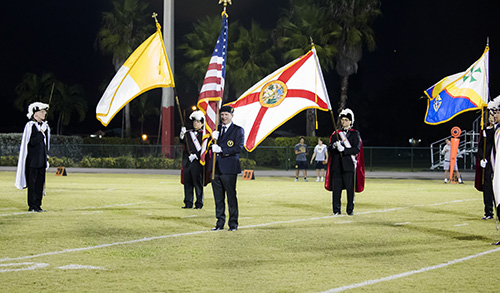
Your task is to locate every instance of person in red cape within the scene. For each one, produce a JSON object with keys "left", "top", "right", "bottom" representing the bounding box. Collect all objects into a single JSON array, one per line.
[{"left": 324, "top": 108, "right": 365, "bottom": 215}]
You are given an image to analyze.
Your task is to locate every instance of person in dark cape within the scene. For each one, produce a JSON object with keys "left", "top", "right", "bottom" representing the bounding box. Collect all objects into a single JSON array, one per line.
[
  {"left": 324, "top": 108, "right": 365, "bottom": 216},
  {"left": 15, "top": 102, "right": 50, "bottom": 212},
  {"left": 180, "top": 110, "right": 208, "bottom": 209},
  {"left": 475, "top": 108, "right": 496, "bottom": 220}
]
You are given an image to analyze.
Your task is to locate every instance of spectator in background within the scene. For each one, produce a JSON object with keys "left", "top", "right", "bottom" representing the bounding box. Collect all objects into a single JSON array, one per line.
[
  {"left": 310, "top": 138, "right": 328, "bottom": 182},
  {"left": 294, "top": 136, "right": 308, "bottom": 182}
]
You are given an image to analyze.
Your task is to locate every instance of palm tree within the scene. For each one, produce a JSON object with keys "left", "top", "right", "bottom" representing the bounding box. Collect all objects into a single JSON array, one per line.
[
  {"left": 180, "top": 16, "right": 277, "bottom": 101},
  {"left": 15, "top": 72, "right": 87, "bottom": 134},
  {"left": 324, "top": 0, "right": 381, "bottom": 111},
  {"left": 277, "top": 0, "right": 341, "bottom": 71},
  {"left": 229, "top": 21, "right": 277, "bottom": 98},
  {"left": 131, "top": 94, "right": 159, "bottom": 135},
  {"left": 14, "top": 72, "right": 58, "bottom": 112},
  {"left": 51, "top": 83, "right": 87, "bottom": 135},
  {"left": 96, "top": 0, "right": 153, "bottom": 137},
  {"left": 179, "top": 15, "right": 229, "bottom": 91},
  {"left": 276, "top": 0, "right": 342, "bottom": 135}
]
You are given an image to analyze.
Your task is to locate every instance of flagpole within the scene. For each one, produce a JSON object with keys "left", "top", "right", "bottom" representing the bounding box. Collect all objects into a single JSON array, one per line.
[
  {"left": 211, "top": 0, "right": 231, "bottom": 180},
  {"left": 175, "top": 89, "right": 191, "bottom": 154}
]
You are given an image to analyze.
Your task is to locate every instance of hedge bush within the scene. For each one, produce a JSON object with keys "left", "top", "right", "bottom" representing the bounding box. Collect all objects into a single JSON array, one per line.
[
  {"left": 0, "top": 155, "right": 19, "bottom": 166},
  {"left": 240, "top": 158, "right": 257, "bottom": 170}
]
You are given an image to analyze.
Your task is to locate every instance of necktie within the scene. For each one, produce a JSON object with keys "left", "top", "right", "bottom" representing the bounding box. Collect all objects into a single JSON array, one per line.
[{"left": 220, "top": 126, "right": 226, "bottom": 139}]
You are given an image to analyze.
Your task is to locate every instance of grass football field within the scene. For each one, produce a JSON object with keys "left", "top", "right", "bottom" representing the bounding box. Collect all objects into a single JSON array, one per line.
[{"left": 0, "top": 171, "right": 499, "bottom": 292}]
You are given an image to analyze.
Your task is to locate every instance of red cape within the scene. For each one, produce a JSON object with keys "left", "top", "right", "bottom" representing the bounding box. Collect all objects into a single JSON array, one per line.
[{"left": 324, "top": 130, "right": 365, "bottom": 193}]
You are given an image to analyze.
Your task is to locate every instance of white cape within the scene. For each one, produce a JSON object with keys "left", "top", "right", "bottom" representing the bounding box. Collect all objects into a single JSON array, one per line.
[{"left": 15, "top": 121, "right": 50, "bottom": 190}]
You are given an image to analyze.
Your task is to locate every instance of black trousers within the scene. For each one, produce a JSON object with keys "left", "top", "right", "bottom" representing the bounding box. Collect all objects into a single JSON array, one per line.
[
  {"left": 183, "top": 162, "right": 204, "bottom": 208},
  {"left": 26, "top": 166, "right": 45, "bottom": 210},
  {"left": 211, "top": 174, "right": 238, "bottom": 229},
  {"left": 332, "top": 171, "right": 355, "bottom": 215},
  {"left": 483, "top": 171, "right": 494, "bottom": 217}
]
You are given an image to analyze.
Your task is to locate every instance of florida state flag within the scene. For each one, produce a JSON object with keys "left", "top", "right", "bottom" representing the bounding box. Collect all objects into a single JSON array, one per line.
[{"left": 227, "top": 47, "right": 331, "bottom": 152}]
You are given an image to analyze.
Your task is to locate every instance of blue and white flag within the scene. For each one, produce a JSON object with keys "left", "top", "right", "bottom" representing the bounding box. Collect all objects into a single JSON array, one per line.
[{"left": 424, "top": 46, "right": 489, "bottom": 125}]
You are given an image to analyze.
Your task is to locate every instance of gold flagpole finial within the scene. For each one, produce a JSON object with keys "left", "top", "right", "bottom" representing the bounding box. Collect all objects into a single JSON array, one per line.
[{"left": 218, "top": 0, "right": 232, "bottom": 12}]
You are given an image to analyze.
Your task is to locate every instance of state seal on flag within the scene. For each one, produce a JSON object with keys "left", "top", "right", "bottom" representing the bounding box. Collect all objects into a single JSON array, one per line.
[{"left": 259, "top": 80, "right": 287, "bottom": 108}]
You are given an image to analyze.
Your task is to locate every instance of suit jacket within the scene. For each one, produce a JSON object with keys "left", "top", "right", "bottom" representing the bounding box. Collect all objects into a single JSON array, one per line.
[{"left": 213, "top": 123, "right": 244, "bottom": 174}]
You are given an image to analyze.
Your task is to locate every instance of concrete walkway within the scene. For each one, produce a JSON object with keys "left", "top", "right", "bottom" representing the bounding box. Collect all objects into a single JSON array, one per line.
[{"left": 0, "top": 166, "right": 475, "bottom": 181}]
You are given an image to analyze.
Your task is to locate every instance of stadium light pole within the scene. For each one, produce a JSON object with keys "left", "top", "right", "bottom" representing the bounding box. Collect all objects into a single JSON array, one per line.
[{"left": 161, "top": 0, "right": 175, "bottom": 158}]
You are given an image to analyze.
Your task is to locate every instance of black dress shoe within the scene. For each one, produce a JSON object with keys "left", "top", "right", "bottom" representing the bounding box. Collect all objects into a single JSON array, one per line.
[
  {"left": 211, "top": 227, "right": 224, "bottom": 231},
  {"left": 181, "top": 206, "right": 192, "bottom": 209}
]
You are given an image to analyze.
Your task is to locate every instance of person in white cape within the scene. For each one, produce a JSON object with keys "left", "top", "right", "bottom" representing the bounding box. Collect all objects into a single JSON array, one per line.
[{"left": 15, "top": 102, "right": 50, "bottom": 212}]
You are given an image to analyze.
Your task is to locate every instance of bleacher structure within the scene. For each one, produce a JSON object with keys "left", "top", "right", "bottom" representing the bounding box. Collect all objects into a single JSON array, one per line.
[{"left": 429, "top": 116, "right": 481, "bottom": 170}]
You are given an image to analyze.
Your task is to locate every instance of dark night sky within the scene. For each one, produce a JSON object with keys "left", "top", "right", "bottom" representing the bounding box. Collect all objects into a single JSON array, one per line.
[{"left": 0, "top": 0, "right": 498, "bottom": 146}]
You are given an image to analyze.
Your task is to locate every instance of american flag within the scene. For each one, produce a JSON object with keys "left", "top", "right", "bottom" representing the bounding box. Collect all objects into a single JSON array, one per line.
[{"left": 197, "top": 12, "right": 228, "bottom": 165}]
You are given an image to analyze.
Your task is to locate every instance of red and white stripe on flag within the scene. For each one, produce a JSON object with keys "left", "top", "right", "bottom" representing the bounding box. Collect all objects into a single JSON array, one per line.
[
  {"left": 227, "top": 48, "right": 331, "bottom": 152},
  {"left": 196, "top": 12, "right": 228, "bottom": 165}
]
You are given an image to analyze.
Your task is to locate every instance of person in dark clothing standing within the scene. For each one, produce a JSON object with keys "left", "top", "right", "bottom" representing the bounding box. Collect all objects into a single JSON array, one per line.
[
  {"left": 210, "top": 105, "right": 244, "bottom": 231},
  {"left": 327, "top": 108, "right": 362, "bottom": 216},
  {"left": 477, "top": 110, "right": 496, "bottom": 220},
  {"left": 180, "top": 110, "right": 206, "bottom": 209},
  {"left": 15, "top": 102, "right": 50, "bottom": 212}
]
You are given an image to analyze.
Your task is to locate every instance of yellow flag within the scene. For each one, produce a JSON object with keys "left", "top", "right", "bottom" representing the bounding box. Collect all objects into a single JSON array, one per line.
[{"left": 96, "top": 23, "right": 175, "bottom": 126}]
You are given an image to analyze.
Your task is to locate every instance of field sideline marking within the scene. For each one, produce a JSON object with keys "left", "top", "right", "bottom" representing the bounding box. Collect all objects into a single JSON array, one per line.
[
  {"left": 0, "top": 198, "right": 484, "bottom": 265},
  {"left": 319, "top": 247, "right": 500, "bottom": 293}
]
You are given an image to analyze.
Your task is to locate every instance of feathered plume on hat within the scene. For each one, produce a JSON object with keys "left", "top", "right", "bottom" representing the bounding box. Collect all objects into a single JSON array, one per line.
[
  {"left": 339, "top": 108, "right": 355, "bottom": 126},
  {"left": 27, "top": 102, "right": 49, "bottom": 119},
  {"left": 488, "top": 96, "right": 500, "bottom": 111},
  {"left": 189, "top": 110, "right": 205, "bottom": 122}
]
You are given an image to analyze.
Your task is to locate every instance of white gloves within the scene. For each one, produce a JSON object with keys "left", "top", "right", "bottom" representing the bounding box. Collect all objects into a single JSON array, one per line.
[
  {"left": 334, "top": 141, "right": 345, "bottom": 152},
  {"left": 480, "top": 159, "right": 488, "bottom": 168},
  {"left": 212, "top": 144, "right": 222, "bottom": 153},
  {"left": 180, "top": 127, "right": 186, "bottom": 139},
  {"left": 40, "top": 121, "right": 48, "bottom": 133},
  {"left": 188, "top": 154, "right": 198, "bottom": 162},
  {"left": 212, "top": 130, "right": 219, "bottom": 141}
]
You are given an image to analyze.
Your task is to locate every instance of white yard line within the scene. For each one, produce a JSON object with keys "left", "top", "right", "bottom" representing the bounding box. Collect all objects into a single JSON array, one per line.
[
  {"left": 0, "top": 199, "right": 477, "bottom": 264},
  {"left": 1, "top": 197, "right": 494, "bottom": 287},
  {"left": 319, "top": 247, "right": 500, "bottom": 293}
]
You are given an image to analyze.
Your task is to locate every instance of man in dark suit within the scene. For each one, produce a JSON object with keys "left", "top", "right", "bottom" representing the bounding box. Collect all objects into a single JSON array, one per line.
[
  {"left": 210, "top": 105, "right": 244, "bottom": 231},
  {"left": 180, "top": 110, "right": 206, "bottom": 209},
  {"left": 15, "top": 102, "right": 50, "bottom": 212},
  {"left": 328, "top": 108, "right": 361, "bottom": 216}
]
